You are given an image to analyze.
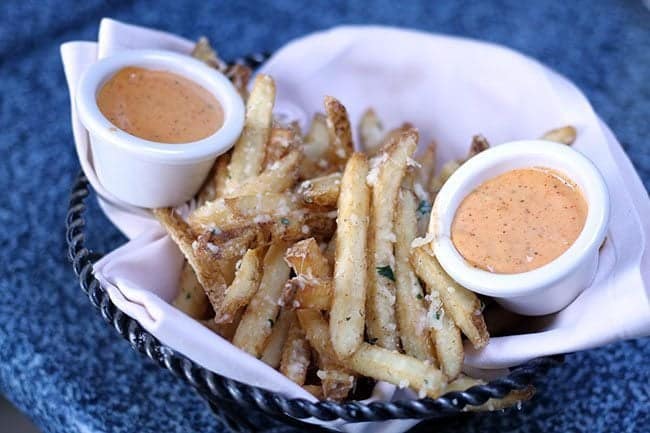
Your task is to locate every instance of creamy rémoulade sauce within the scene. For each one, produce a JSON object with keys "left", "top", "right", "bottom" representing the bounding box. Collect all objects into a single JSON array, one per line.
[
  {"left": 96, "top": 67, "right": 223, "bottom": 144},
  {"left": 451, "top": 168, "right": 587, "bottom": 274}
]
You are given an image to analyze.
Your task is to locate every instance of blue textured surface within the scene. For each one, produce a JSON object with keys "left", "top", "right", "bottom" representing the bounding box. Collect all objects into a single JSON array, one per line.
[{"left": 0, "top": 1, "right": 649, "bottom": 432}]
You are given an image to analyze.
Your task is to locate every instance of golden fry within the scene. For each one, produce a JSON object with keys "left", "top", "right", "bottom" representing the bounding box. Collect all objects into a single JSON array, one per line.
[
  {"left": 331, "top": 154, "right": 370, "bottom": 358},
  {"left": 226, "top": 74, "right": 276, "bottom": 191},
  {"left": 411, "top": 246, "right": 489, "bottom": 349},
  {"left": 541, "top": 125, "right": 577, "bottom": 145},
  {"left": 394, "top": 189, "right": 436, "bottom": 362},
  {"left": 280, "top": 315, "right": 311, "bottom": 385},
  {"left": 232, "top": 243, "right": 291, "bottom": 357},
  {"left": 214, "top": 248, "right": 263, "bottom": 323},
  {"left": 366, "top": 128, "right": 418, "bottom": 350}
]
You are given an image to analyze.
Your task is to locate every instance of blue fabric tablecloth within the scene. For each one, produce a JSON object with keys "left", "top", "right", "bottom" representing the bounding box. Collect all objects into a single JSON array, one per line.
[{"left": 0, "top": 1, "right": 648, "bottom": 432}]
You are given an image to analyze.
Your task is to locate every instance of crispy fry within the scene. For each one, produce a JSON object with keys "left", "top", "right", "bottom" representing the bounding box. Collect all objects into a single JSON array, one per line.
[
  {"left": 296, "top": 172, "right": 341, "bottom": 209},
  {"left": 358, "top": 108, "right": 384, "bottom": 156},
  {"left": 172, "top": 261, "right": 210, "bottom": 319},
  {"left": 191, "top": 37, "right": 227, "bottom": 71},
  {"left": 190, "top": 193, "right": 298, "bottom": 230},
  {"left": 225, "top": 63, "right": 252, "bottom": 99},
  {"left": 226, "top": 74, "right": 276, "bottom": 191},
  {"left": 153, "top": 208, "right": 227, "bottom": 314},
  {"left": 324, "top": 96, "right": 354, "bottom": 168},
  {"left": 331, "top": 154, "right": 370, "bottom": 358},
  {"left": 323, "top": 233, "right": 337, "bottom": 265},
  {"left": 445, "top": 375, "right": 535, "bottom": 412},
  {"left": 234, "top": 149, "right": 301, "bottom": 196},
  {"left": 541, "top": 125, "right": 577, "bottom": 145},
  {"left": 297, "top": 309, "right": 337, "bottom": 361},
  {"left": 232, "top": 243, "right": 291, "bottom": 357},
  {"left": 197, "top": 151, "right": 231, "bottom": 205},
  {"left": 429, "top": 159, "right": 461, "bottom": 197},
  {"left": 264, "top": 127, "right": 299, "bottom": 169},
  {"left": 366, "top": 129, "right": 418, "bottom": 350},
  {"left": 467, "top": 134, "right": 490, "bottom": 158},
  {"left": 280, "top": 315, "right": 311, "bottom": 385},
  {"left": 202, "top": 310, "right": 242, "bottom": 341},
  {"left": 303, "top": 113, "right": 330, "bottom": 161},
  {"left": 318, "top": 366, "right": 355, "bottom": 401},
  {"left": 284, "top": 276, "right": 332, "bottom": 310},
  {"left": 214, "top": 248, "right": 262, "bottom": 323},
  {"left": 303, "top": 385, "right": 324, "bottom": 399},
  {"left": 411, "top": 246, "right": 489, "bottom": 349},
  {"left": 394, "top": 189, "right": 436, "bottom": 362},
  {"left": 424, "top": 290, "right": 463, "bottom": 379},
  {"left": 429, "top": 135, "right": 489, "bottom": 197},
  {"left": 261, "top": 309, "right": 294, "bottom": 368},
  {"left": 416, "top": 141, "right": 437, "bottom": 189},
  {"left": 194, "top": 211, "right": 336, "bottom": 260},
  {"left": 346, "top": 343, "right": 446, "bottom": 398},
  {"left": 284, "top": 238, "right": 332, "bottom": 278}
]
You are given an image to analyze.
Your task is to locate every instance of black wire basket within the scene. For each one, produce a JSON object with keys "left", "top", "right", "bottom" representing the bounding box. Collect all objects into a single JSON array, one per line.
[{"left": 65, "top": 53, "right": 562, "bottom": 433}]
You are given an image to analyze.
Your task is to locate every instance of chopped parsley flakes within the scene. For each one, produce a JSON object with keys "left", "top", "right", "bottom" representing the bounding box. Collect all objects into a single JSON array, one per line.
[{"left": 376, "top": 265, "right": 395, "bottom": 281}]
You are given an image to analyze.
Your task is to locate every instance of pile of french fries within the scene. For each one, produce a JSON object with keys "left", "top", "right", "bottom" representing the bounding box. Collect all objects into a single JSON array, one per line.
[{"left": 153, "top": 39, "right": 577, "bottom": 408}]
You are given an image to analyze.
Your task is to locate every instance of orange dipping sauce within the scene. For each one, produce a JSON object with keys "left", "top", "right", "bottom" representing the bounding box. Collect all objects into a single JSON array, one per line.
[
  {"left": 451, "top": 167, "right": 587, "bottom": 274},
  {"left": 97, "top": 67, "right": 223, "bottom": 144}
]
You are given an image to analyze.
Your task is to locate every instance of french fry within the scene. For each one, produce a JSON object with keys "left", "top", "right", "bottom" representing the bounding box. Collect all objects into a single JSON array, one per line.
[
  {"left": 190, "top": 193, "right": 298, "bottom": 231},
  {"left": 429, "top": 135, "right": 489, "bottom": 197},
  {"left": 297, "top": 309, "right": 337, "bottom": 361},
  {"left": 318, "top": 366, "right": 355, "bottom": 401},
  {"left": 214, "top": 248, "right": 263, "bottom": 323},
  {"left": 324, "top": 96, "right": 354, "bottom": 168},
  {"left": 202, "top": 310, "right": 242, "bottom": 341},
  {"left": 330, "top": 153, "right": 370, "bottom": 358},
  {"left": 261, "top": 309, "right": 294, "bottom": 368},
  {"left": 346, "top": 343, "right": 446, "bottom": 398},
  {"left": 197, "top": 151, "right": 231, "bottom": 205},
  {"left": 226, "top": 74, "right": 276, "bottom": 191},
  {"left": 191, "top": 37, "right": 227, "bottom": 71},
  {"left": 303, "top": 385, "right": 324, "bottom": 399},
  {"left": 358, "top": 108, "right": 384, "bottom": 156},
  {"left": 233, "top": 149, "right": 302, "bottom": 196},
  {"left": 416, "top": 140, "right": 437, "bottom": 189},
  {"left": 445, "top": 375, "right": 535, "bottom": 412},
  {"left": 153, "top": 208, "right": 227, "bottom": 314},
  {"left": 303, "top": 113, "right": 330, "bottom": 161},
  {"left": 296, "top": 172, "right": 341, "bottom": 209},
  {"left": 232, "top": 243, "right": 291, "bottom": 357},
  {"left": 366, "top": 129, "right": 418, "bottom": 350},
  {"left": 194, "top": 211, "right": 336, "bottom": 260},
  {"left": 429, "top": 159, "right": 461, "bottom": 197},
  {"left": 467, "top": 134, "right": 490, "bottom": 158},
  {"left": 225, "top": 63, "right": 252, "bottom": 99},
  {"left": 411, "top": 246, "right": 489, "bottom": 349},
  {"left": 541, "top": 125, "right": 577, "bottom": 145},
  {"left": 280, "top": 315, "right": 311, "bottom": 385},
  {"left": 284, "top": 276, "right": 332, "bottom": 310},
  {"left": 394, "top": 189, "right": 435, "bottom": 362},
  {"left": 323, "top": 233, "right": 337, "bottom": 265},
  {"left": 264, "top": 127, "right": 299, "bottom": 169},
  {"left": 284, "top": 238, "right": 332, "bottom": 278},
  {"left": 425, "top": 292, "right": 463, "bottom": 379},
  {"left": 300, "top": 113, "right": 333, "bottom": 179},
  {"left": 172, "top": 261, "right": 210, "bottom": 319}
]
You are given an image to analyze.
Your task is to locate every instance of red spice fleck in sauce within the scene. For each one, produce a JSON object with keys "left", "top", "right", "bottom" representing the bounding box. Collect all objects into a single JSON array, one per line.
[
  {"left": 96, "top": 66, "right": 223, "bottom": 144},
  {"left": 451, "top": 167, "right": 587, "bottom": 274}
]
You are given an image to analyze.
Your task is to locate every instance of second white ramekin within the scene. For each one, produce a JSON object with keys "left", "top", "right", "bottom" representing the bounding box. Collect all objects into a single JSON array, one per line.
[{"left": 429, "top": 140, "right": 610, "bottom": 316}]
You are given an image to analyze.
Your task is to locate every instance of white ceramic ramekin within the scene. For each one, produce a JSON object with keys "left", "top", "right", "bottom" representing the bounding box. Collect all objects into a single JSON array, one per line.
[
  {"left": 429, "top": 140, "right": 609, "bottom": 316},
  {"left": 76, "top": 50, "right": 245, "bottom": 208}
]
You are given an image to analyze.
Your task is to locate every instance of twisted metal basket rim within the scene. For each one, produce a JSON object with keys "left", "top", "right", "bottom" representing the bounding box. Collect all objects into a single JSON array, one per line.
[{"left": 66, "top": 171, "right": 562, "bottom": 424}]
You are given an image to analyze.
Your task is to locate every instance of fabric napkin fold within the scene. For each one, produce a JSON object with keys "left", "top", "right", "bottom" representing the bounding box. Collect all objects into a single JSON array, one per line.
[{"left": 61, "top": 18, "right": 650, "bottom": 432}]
